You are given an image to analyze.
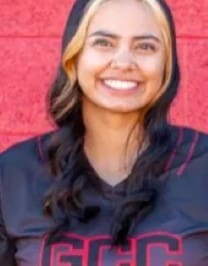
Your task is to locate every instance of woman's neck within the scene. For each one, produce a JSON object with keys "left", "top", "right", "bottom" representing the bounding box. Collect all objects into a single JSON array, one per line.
[{"left": 82, "top": 99, "right": 144, "bottom": 186}]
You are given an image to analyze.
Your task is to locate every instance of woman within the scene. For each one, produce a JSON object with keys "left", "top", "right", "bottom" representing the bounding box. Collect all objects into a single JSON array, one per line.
[{"left": 1, "top": 0, "right": 208, "bottom": 265}]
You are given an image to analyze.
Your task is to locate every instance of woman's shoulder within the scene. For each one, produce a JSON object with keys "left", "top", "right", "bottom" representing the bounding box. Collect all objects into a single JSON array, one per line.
[
  {"left": 0, "top": 131, "right": 53, "bottom": 166},
  {"left": 0, "top": 130, "right": 57, "bottom": 187},
  {"left": 171, "top": 124, "right": 208, "bottom": 155},
  {"left": 160, "top": 124, "right": 208, "bottom": 177}
]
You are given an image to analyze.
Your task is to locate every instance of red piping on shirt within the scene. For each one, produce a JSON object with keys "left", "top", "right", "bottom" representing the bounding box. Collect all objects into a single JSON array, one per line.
[{"left": 176, "top": 131, "right": 199, "bottom": 176}]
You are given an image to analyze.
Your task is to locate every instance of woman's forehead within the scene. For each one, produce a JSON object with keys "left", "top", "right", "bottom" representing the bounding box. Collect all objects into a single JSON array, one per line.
[{"left": 86, "top": 0, "right": 163, "bottom": 39}]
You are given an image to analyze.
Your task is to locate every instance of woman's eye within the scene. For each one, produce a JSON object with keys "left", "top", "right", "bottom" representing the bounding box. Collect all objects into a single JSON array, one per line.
[
  {"left": 136, "top": 43, "right": 156, "bottom": 52},
  {"left": 93, "top": 39, "right": 113, "bottom": 48}
]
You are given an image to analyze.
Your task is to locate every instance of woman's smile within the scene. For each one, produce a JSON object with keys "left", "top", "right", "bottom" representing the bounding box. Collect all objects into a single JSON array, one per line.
[
  {"left": 99, "top": 78, "right": 143, "bottom": 96},
  {"left": 102, "top": 79, "right": 138, "bottom": 90}
]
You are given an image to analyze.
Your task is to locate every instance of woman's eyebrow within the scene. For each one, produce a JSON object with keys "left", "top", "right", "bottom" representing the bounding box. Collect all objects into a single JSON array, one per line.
[{"left": 88, "top": 30, "right": 161, "bottom": 43}]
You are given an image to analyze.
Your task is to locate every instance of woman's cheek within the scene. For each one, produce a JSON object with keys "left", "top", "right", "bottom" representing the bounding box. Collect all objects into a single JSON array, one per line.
[{"left": 141, "top": 57, "right": 165, "bottom": 80}]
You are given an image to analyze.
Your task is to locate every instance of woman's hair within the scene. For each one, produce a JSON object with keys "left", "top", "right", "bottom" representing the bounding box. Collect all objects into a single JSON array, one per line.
[{"left": 43, "top": 0, "right": 180, "bottom": 246}]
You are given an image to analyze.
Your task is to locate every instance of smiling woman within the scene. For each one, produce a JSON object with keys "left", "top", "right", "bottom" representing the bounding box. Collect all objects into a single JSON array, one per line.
[{"left": 1, "top": 0, "right": 208, "bottom": 266}]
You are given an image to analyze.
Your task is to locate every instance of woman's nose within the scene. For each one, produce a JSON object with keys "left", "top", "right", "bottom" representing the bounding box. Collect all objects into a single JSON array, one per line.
[{"left": 110, "top": 51, "right": 137, "bottom": 70}]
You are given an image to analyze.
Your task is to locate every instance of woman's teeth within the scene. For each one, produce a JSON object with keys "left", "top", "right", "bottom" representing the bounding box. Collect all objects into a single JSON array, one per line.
[{"left": 103, "top": 79, "right": 138, "bottom": 90}]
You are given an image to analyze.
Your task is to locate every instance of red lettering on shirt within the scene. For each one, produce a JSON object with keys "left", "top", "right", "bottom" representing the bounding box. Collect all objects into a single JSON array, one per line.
[{"left": 39, "top": 232, "right": 182, "bottom": 266}]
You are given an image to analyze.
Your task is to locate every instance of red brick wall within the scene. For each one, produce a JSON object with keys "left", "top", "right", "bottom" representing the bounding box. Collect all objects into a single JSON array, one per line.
[{"left": 0, "top": 0, "right": 207, "bottom": 151}]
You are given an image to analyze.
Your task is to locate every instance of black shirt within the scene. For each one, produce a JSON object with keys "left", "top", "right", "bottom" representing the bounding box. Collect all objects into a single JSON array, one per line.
[{"left": 0, "top": 125, "right": 208, "bottom": 266}]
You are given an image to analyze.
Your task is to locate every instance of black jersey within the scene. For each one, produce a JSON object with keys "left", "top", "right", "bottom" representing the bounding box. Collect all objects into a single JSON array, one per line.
[{"left": 0, "top": 125, "right": 208, "bottom": 266}]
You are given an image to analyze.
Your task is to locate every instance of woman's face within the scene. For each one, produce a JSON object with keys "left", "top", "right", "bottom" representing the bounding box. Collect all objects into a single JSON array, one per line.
[{"left": 76, "top": 0, "right": 166, "bottom": 113}]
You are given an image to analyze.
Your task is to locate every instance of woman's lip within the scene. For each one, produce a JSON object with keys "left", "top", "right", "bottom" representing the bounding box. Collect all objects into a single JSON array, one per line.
[{"left": 101, "top": 78, "right": 141, "bottom": 83}]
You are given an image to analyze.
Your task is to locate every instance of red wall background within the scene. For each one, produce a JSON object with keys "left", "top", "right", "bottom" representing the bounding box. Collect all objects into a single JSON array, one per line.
[{"left": 0, "top": 0, "right": 208, "bottom": 151}]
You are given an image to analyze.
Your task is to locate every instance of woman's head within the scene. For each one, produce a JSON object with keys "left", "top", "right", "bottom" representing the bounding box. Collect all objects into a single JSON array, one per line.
[{"left": 48, "top": 0, "right": 179, "bottom": 126}]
